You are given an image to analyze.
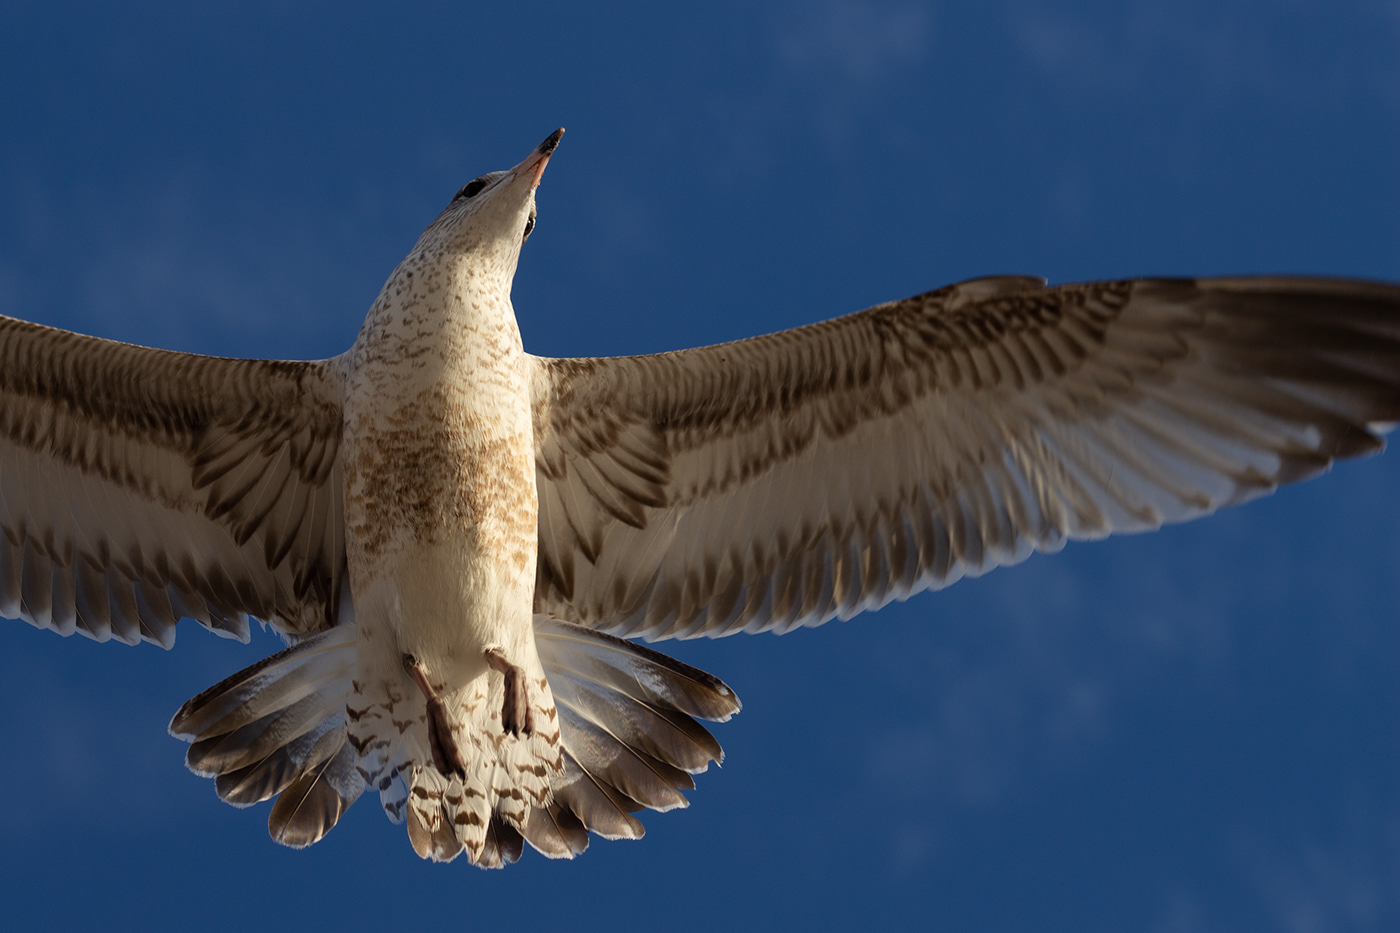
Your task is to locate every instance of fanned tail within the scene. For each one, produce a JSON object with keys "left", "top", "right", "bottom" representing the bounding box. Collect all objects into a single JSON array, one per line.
[
  {"left": 168, "top": 624, "right": 365, "bottom": 847},
  {"left": 529, "top": 617, "right": 740, "bottom": 855},
  {"left": 170, "top": 617, "right": 740, "bottom": 865}
]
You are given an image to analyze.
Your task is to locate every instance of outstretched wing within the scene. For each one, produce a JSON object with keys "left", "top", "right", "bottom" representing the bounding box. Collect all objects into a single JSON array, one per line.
[
  {"left": 0, "top": 314, "right": 347, "bottom": 647},
  {"left": 529, "top": 276, "right": 1400, "bottom": 641}
]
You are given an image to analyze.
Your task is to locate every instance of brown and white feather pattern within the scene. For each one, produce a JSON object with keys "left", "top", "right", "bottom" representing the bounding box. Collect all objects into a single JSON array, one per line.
[
  {"left": 333, "top": 164, "right": 571, "bottom": 867},
  {"left": 13, "top": 242, "right": 1400, "bottom": 870},
  {"left": 530, "top": 276, "right": 1400, "bottom": 641},
  {"left": 0, "top": 313, "right": 347, "bottom": 647},
  {"left": 171, "top": 616, "right": 736, "bottom": 862}
]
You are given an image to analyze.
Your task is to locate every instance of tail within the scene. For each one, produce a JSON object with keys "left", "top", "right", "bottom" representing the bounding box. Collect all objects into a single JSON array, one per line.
[
  {"left": 530, "top": 618, "right": 740, "bottom": 854},
  {"left": 169, "top": 617, "right": 740, "bottom": 864},
  {"left": 168, "top": 624, "right": 364, "bottom": 848}
]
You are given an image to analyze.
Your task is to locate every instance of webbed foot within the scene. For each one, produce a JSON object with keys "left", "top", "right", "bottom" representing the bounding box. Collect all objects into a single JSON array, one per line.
[
  {"left": 402, "top": 655, "right": 467, "bottom": 777},
  {"left": 484, "top": 648, "right": 535, "bottom": 737}
]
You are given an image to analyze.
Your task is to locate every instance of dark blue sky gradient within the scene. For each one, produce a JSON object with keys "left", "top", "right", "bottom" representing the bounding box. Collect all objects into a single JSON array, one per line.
[{"left": 0, "top": 3, "right": 1397, "bottom": 931}]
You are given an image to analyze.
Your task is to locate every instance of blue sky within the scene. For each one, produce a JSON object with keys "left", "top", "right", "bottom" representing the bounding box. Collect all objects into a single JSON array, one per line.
[{"left": 1, "top": 2, "right": 1397, "bottom": 931}]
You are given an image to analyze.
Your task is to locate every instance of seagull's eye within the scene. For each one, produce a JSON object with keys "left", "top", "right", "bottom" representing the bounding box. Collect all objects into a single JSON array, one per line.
[
  {"left": 453, "top": 177, "right": 490, "bottom": 202},
  {"left": 522, "top": 213, "right": 536, "bottom": 241}
]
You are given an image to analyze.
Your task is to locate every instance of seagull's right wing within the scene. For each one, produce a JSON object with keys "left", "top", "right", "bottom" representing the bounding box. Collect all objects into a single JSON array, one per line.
[
  {"left": 0, "top": 314, "right": 346, "bottom": 647},
  {"left": 529, "top": 276, "right": 1400, "bottom": 641}
]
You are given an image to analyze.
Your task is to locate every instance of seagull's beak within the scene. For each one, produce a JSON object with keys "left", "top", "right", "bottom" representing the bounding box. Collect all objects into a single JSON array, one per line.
[{"left": 512, "top": 128, "right": 565, "bottom": 190}]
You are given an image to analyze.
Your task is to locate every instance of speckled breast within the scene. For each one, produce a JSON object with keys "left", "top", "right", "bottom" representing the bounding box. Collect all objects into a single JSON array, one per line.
[{"left": 341, "top": 369, "right": 539, "bottom": 592}]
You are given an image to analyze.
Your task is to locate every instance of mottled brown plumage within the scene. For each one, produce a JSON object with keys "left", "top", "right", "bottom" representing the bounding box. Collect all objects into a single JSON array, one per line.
[
  {"left": 4, "top": 131, "right": 1399, "bottom": 868},
  {"left": 531, "top": 276, "right": 1400, "bottom": 641},
  {"left": 0, "top": 313, "right": 345, "bottom": 646}
]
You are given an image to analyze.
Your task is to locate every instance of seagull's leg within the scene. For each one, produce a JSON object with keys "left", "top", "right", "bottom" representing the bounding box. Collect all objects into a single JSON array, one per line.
[
  {"left": 402, "top": 655, "right": 467, "bottom": 777},
  {"left": 484, "top": 647, "right": 535, "bottom": 737}
]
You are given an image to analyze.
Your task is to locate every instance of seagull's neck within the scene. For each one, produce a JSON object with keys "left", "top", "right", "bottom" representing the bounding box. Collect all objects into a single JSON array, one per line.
[{"left": 350, "top": 247, "right": 524, "bottom": 391}]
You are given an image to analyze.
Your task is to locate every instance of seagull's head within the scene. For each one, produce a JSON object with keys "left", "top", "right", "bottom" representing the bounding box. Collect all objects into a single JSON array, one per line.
[{"left": 416, "top": 128, "right": 563, "bottom": 283}]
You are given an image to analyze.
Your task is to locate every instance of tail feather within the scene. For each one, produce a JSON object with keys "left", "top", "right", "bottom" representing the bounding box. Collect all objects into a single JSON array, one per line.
[
  {"left": 212, "top": 714, "right": 342, "bottom": 806},
  {"left": 405, "top": 768, "right": 466, "bottom": 862},
  {"left": 185, "top": 686, "right": 346, "bottom": 775},
  {"left": 550, "top": 666, "right": 724, "bottom": 773},
  {"left": 169, "top": 625, "right": 364, "bottom": 846},
  {"left": 170, "top": 626, "right": 355, "bottom": 739},
  {"left": 520, "top": 802, "right": 589, "bottom": 859},
  {"left": 556, "top": 709, "right": 692, "bottom": 811},
  {"left": 538, "top": 617, "right": 740, "bottom": 837},
  {"left": 551, "top": 753, "right": 645, "bottom": 840},
  {"left": 482, "top": 815, "right": 526, "bottom": 869},
  {"left": 169, "top": 616, "right": 740, "bottom": 864},
  {"left": 535, "top": 619, "right": 740, "bottom": 722},
  {"left": 379, "top": 769, "right": 409, "bottom": 824},
  {"left": 268, "top": 739, "right": 362, "bottom": 848}
]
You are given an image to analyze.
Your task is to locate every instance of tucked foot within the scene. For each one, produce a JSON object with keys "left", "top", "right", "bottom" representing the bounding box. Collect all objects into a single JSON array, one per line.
[
  {"left": 484, "top": 648, "right": 535, "bottom": 737},
  {"left": 402, "top": 655, "right": 467, "bottom": 777}
]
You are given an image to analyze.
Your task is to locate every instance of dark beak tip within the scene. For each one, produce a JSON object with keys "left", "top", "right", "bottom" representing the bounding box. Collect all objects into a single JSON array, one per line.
[{"left": 538, "top": 128, "right": 565, "bottom": 155}]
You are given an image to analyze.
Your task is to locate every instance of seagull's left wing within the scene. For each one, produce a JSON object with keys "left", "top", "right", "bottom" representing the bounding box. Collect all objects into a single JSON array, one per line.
[
  {"left": 0, "top": 314, "right": 346, "bottom": 647},
  {"left": 529, "top": 276, "right": 1400, "bottom": 641}
]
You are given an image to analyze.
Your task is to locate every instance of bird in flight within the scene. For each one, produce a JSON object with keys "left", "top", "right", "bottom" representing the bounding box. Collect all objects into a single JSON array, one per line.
[{"left": 3, "top": 129, "right": 1397, "bottom": 868}]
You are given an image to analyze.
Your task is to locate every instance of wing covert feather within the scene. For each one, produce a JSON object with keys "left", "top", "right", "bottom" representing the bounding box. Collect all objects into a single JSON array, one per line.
[
  {"left": 0, "top": 313, "right": 346, "bottom": 646},
  {"left": 530, "top": 276, "right": 1400, "bottom": 641}
]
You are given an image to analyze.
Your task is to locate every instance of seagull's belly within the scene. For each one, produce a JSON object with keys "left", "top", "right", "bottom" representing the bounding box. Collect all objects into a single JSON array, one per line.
[
  {"left": 363, "top": 535, "right": 532, "bottom": 667},
  {"left": 342, "top": 390, "right": 538, "bottom": 671}
]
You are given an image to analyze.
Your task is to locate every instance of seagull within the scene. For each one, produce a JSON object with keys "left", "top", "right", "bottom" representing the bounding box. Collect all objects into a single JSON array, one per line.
[{"left": 4, "top": 128, "right": 1399, "bottom": 868}]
